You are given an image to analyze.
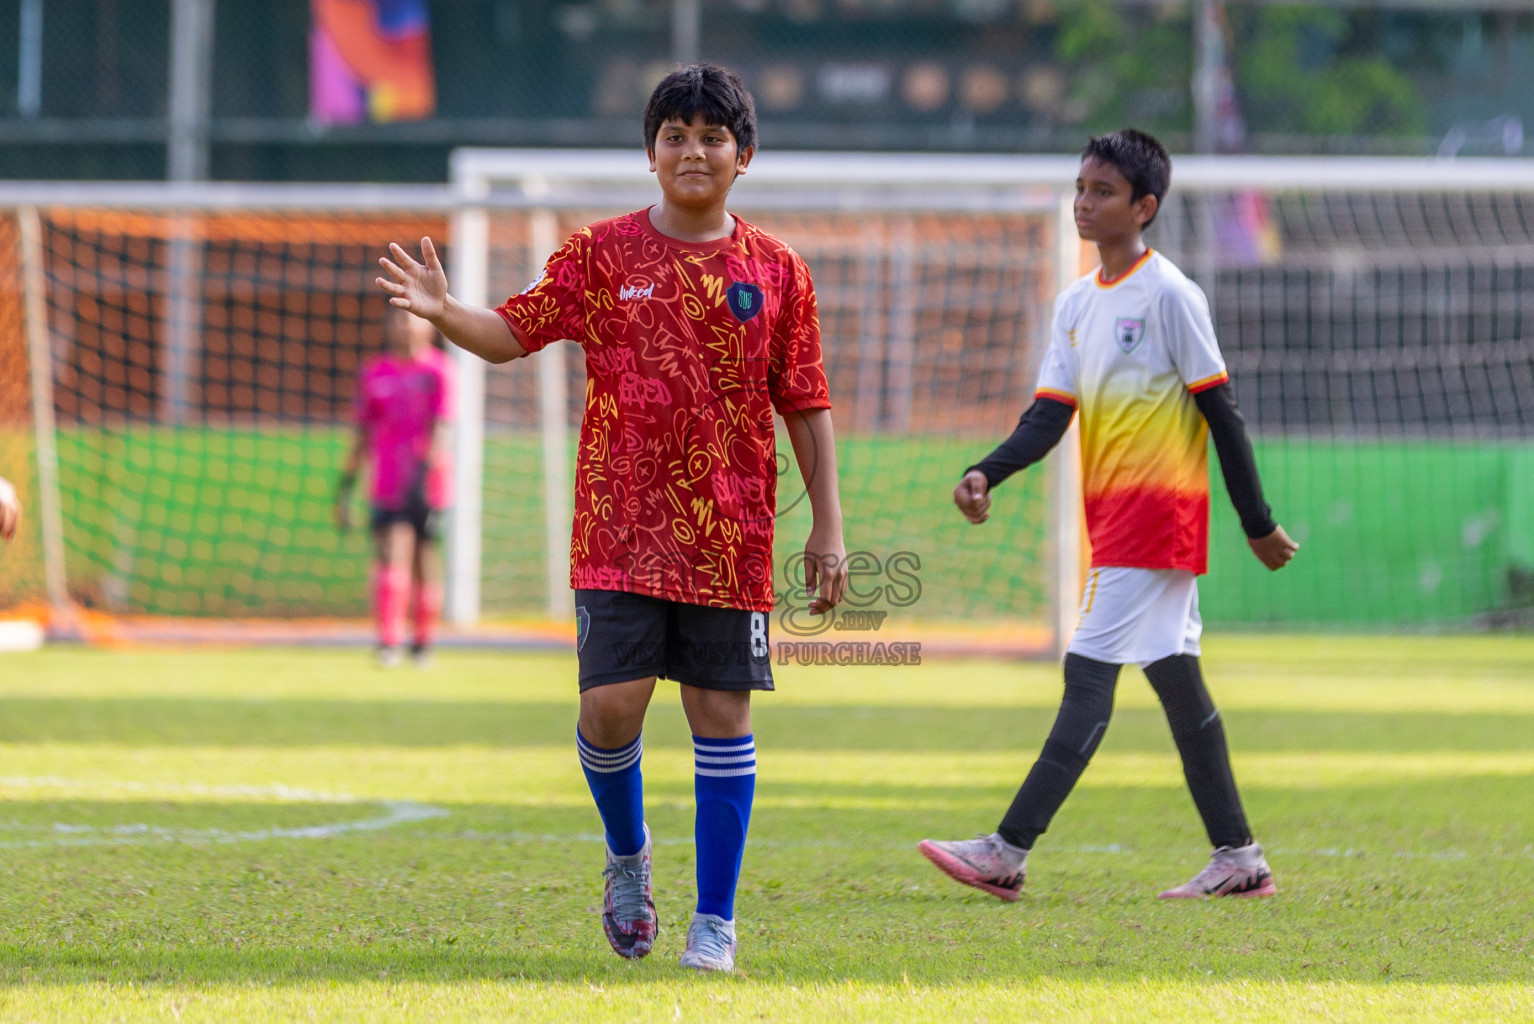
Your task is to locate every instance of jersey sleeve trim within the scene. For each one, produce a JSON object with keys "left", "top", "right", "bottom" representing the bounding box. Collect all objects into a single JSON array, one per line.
[
  {"left": 1186, "top": 371, "right": 1230, "bottom": 394},
  {"left": 1035, "top": 387, "right": 1077, "bottom": 407},
  {"left": 494, "top": 305, "right": 544, "bottom": 354},
  {"left": 771, "top": 395, "right": 833, "bottom": 415}
]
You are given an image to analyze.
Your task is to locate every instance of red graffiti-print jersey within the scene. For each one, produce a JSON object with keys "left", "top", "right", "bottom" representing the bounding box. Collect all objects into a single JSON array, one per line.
[{"left": 495, "top": 209, "right": 831, "bottom": 612}]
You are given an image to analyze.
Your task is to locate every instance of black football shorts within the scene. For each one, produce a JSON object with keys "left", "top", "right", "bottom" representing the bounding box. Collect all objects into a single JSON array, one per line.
[
  {"left": 574, "top": 588, "right": 774, "bottom": 692},
  {"left": 369, "top": 502, "right": 441, "bottom": 542}
]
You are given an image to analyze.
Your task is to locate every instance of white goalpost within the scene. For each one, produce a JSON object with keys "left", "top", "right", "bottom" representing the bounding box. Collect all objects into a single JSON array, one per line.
[{"left": 446, "top": 148, "right": 1086, "bottom": 649}]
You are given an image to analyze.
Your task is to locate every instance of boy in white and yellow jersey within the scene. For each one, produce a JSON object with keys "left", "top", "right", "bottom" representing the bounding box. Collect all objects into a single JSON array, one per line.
[{"left": 921, "top": 130, "right": 1298, "bottom": 901}]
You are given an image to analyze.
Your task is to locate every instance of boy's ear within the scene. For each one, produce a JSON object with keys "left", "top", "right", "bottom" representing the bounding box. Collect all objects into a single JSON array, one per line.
[
  {"left": 647, "top": 146, "right": 657, "bottom": 173},
  {"left": 1135, "top": 193, "right": 1159, "bottom": 228},
  {"left": 736, "top": 145, "right": 755, "bottom": 176}
]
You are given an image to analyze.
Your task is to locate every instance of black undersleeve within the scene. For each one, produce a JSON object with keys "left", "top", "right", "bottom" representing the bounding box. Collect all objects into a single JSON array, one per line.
[
  {"left": 967, "top": 397, "right": 1075, "bottom": 491},
  {"left": 1194, "top": 382, "right": 1276, "bottom": 539}
]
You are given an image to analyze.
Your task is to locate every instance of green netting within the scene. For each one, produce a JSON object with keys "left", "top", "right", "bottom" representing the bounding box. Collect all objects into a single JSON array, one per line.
[
  {"left": 55, "top": 427, "right": 366, "bottom": 617},
  {"left": 49, "top": 426, "right": 1052, "bottom": 624},
  {"left": 43, "top": 422, "right": 1534, "bottom": 627},
  {"left": 1205, "top": 439, "right": 1534, "bottom": 628}
]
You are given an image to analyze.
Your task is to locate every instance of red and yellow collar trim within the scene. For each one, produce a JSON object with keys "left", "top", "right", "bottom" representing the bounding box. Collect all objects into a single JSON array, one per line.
[{"left": 1095, "top": 248, "right": 1154, "bottom": 289}]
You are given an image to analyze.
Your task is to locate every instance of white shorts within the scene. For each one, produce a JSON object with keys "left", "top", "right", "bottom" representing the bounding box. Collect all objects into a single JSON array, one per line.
[{"left": 1066, "top": 567, "right": 1202, "bottom": 667}]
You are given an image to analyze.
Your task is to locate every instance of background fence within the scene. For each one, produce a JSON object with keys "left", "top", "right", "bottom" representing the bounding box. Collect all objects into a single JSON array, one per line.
[{"left": 4, "top": 2, "right": 1534, "bottom": 182}]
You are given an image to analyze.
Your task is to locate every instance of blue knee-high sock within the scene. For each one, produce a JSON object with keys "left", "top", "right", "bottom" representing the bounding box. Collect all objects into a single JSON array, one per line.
[
  {"left": 693, "top": 734, "right": 756, "bottom": 921},
  {"left": 577, "top": 730, "right": 646, "bottom": 858}
]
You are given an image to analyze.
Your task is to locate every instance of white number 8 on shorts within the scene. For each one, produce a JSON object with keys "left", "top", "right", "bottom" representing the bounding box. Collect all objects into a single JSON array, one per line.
[{"left": 749, "top": 612, "right": 768, "bottom": 659}]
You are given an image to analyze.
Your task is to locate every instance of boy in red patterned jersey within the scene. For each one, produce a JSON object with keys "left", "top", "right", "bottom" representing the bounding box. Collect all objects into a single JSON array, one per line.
[{"left": 376, "top": 63, "right": 847, "bottom": 972}]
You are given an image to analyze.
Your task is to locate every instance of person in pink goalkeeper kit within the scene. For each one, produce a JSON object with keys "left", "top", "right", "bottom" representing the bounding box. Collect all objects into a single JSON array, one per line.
[{"left": 337, "top": 305, "right": 455, "bottom": 667}]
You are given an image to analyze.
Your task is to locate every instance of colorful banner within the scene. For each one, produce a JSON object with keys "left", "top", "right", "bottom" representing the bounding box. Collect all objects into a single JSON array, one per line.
[{"left": 309, "top": 0, "right": 435, "bottom": 124}]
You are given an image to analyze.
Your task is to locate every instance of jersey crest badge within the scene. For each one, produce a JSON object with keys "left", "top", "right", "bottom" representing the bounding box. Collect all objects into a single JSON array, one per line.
[
  {"left": 1115, "top": 317, "right": 1146, "bottom": 353},
  {"left": 726, "top": 281, "right": 764, "bottom": 322}
]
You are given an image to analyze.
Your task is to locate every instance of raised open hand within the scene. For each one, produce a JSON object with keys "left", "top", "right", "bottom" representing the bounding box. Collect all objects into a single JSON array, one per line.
[{"left": 377, "top": 237, "right": 449, "bottom": 321}]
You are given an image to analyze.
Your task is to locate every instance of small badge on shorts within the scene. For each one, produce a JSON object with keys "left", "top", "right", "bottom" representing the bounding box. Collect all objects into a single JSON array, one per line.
[
  {"left": 726, "top": 281, "right": 764, "bottom": 322},
  {"left": 576, "top": 605, "right": 590, "bottom": 653},
  {"left": 1115, "top": 318, "right": 1146, "bottom": 353}
]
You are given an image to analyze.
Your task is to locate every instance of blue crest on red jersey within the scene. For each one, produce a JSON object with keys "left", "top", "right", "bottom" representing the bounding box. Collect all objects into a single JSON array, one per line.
[{"left": 726, "top": 281, "right": 764, "bottom": 322}]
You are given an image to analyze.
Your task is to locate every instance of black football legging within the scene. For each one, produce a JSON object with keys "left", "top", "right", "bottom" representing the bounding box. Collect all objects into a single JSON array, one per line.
[{"left": 996, "top": 652, "right": 1253, "bottom": 851}]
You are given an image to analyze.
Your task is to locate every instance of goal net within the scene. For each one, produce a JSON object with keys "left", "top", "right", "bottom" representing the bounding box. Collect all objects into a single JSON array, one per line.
[
  {"left": 0, "top": 190, "right": 447, "bottom": 625},
  {"left": 2, "top": 154, "right": 1532, "bottom": 648},
  {"left": 1153, "top": 160, "right": 1534, "bottom": 629},
  {"left": 0, "top": 164, "right": 1074, "bottom": 653}
]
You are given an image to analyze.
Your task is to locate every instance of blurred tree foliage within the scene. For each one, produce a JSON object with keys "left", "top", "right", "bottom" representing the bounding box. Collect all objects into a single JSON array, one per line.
[
  {"left": 1046, "top": 0, "right": 1424, "bottom": 141},
  {"left": 1230, "top": 6, "right": 1424, "bottom": 137},
  {"left": 1052, "top": 0, "right": 1193, "bottom": 136}
]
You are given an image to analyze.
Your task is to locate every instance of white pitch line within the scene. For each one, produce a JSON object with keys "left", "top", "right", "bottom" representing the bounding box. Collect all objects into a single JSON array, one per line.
[
  {"left": 0, "top": 801, "right": 448, "bottom": 849},
  {"left": 0, "top": 776, "right": 361, "bottom": 803}
]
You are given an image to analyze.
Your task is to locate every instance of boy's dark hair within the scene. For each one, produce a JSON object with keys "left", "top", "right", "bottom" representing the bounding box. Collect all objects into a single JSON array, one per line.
[
  {"left": 1082, "top": 129, "right": 1171, "bottom": 228},
  {"left": 643, "top": 63, "right": 758, "bottom": 153}
]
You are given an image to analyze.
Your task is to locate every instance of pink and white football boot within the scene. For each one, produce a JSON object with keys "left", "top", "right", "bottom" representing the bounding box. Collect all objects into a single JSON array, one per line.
[
  {"left": 601, "top": 825, "right": 658, "bottom": 958},
  {"left": 918, "top": 833, "right": 1028, "bottom": 902},
  {"left": 1158, "top": 841, "right": 1277, "bottom": 899}
]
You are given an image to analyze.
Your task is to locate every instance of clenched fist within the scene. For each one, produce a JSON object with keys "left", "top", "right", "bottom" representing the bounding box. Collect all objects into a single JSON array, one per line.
[{"left": 953, "top": 470, "right": 992, "bottom": 525}]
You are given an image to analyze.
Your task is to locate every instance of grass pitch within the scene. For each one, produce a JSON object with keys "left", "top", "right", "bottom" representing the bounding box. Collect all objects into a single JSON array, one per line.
[{"left": 0, "top": 636, "right": 1531, "bottom": 1022}]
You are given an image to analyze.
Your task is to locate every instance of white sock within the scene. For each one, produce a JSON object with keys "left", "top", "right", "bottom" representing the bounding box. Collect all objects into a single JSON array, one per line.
[{"left": 993, "top": 833, "right": 1030, "bottom": 869}]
